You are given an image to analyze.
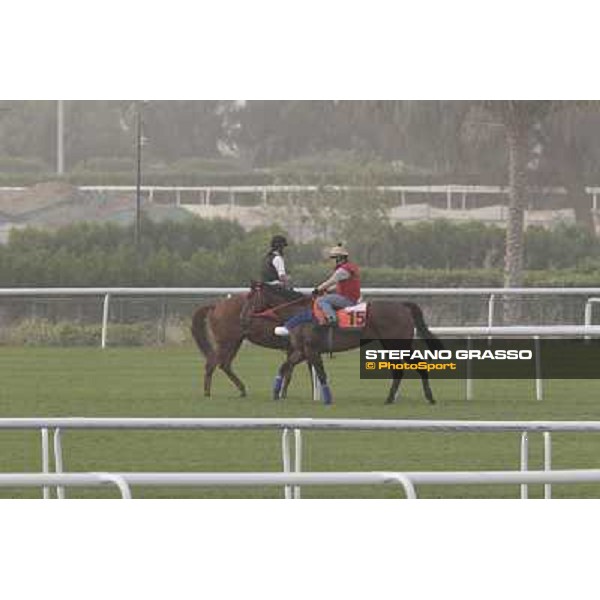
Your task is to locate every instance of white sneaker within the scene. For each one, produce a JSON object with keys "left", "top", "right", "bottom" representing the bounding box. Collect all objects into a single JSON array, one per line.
[{"left": 274, "top": 326, "right": 290, "bottom": 336}]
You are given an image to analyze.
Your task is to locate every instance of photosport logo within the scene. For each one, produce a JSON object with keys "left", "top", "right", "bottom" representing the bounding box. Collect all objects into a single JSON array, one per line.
[{"left": 359, "top": 338, "right": 600, "bottom": 380}]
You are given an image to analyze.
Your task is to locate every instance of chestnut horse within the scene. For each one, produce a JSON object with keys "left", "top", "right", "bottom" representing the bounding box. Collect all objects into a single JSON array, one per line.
[
  {"left": 191, "top": 291, "right": 311, "bottom": 397},
  {"left": 243, "top": 282, "right": 442, "bottom": 405}
]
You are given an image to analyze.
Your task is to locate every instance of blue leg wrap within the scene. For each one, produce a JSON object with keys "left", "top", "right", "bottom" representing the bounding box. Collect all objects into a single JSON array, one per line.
[
  {"left": 273, "top": 375, "right": 284, "bottom": 399},
  {"left": 321, "top": 384, "right": 333, "bottom": 405}
]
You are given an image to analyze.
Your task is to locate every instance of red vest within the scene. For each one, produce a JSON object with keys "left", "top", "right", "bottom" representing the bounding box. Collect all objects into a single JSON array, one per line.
[{"left": 335, "top": 261, "right": 361, "bottom": 302}]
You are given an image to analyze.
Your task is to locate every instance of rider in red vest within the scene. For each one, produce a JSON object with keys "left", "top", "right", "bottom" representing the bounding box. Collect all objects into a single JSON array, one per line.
[
  {"left": 274, "top": 243, "right": 361, "bottom": 336},
  {"left": 315, "top": 244, "right": 361, "bottom": 325}
]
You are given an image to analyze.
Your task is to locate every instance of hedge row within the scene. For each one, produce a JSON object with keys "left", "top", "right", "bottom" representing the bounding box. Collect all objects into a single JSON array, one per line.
[
  {"left": 2, "top": 219, "right": 600, "bottom": 288},
  {"left": 0, "top": 319, "right": 159, "bottom": 347},
  {"left": 294, "top": 265, "right": 600, "bottom": 288},
  {"left": 0, "top": 170, "right": 275, "bottom": 187}
]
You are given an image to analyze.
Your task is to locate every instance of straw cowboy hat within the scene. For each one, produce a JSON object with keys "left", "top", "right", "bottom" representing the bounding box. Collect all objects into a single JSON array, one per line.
[{"left": 328, "top": 243, "right": 349, "bottom": 258}]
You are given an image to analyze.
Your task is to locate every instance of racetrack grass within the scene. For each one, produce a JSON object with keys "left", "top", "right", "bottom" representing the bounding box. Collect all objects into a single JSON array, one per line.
[{"left": 2, "top": 343, "right": 600, "bottom": 498}]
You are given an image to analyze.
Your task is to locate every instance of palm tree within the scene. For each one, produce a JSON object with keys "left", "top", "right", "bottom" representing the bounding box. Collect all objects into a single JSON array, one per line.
[{"left": 482, "top": 101, "right": 557, "bottom": 321}]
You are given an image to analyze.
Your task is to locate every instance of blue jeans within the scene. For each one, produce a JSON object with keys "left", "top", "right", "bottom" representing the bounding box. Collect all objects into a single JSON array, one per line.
[
  {"left": 283, "top": 309, "right": 313, "bottom": 330},
  {"left": 316, "top": 294, "right": 354, "bottom": 321}
]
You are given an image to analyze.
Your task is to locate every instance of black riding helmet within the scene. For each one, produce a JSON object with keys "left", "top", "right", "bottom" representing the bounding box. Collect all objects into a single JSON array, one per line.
[{"left": 270, "top": 235, "right": 288, "bottom": 249}]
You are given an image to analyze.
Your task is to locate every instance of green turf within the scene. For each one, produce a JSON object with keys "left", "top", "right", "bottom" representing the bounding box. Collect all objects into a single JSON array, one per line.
[{"left": 2, "top": 343, "right": 600, "bottom": 498}]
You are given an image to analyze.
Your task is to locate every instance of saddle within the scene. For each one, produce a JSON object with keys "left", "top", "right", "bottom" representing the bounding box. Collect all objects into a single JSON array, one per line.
[{"left": 312, "top": 301, "right": 368, "bottom": 329}]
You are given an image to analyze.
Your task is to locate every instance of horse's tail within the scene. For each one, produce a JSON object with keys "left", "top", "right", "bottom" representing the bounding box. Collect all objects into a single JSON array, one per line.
[
  {"left": 191, "top": 304, "right": 215, "bottom": 357},
  {"left": 402, "top": 302, "right": 444, "bottom": 350}
]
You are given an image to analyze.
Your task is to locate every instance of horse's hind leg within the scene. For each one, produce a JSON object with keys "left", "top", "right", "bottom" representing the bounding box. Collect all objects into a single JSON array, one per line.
[
  {"left": 417, "top": 370, "right": 436, "bottom": 405},
  {"left": 220, "top": 363, "right": 247, "bottom": 397},
  {"left": 385, "top": 371, "right": 405, "bottom": 405},
  {"left": 377, "top": 337, "right": 409, "bottom": 405},
  {"left": 219, "top": 340, "right": 247, "bottom": 397},
  {"left": 204, "top": 353, "right": 218, "bottom": 397}
]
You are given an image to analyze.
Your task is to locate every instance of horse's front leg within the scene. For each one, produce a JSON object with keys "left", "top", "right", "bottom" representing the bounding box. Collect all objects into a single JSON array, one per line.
[
  {"left": 280, "top": 349, "right": 300, "bottom": 399},
  {"left": 309, "top": 352, "right": 333, "bottom": 405},
  {"left": 273, "top": 349, "right": 305, "bottom": 400}
]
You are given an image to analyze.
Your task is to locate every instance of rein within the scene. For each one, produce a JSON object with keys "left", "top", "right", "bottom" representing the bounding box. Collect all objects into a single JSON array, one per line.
[{"left": 252, "top": 294, "right": 307, "bottom": 320}]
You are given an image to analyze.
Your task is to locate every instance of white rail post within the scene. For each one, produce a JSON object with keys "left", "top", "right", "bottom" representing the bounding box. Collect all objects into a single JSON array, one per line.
[
  {"left": 53, "top": 428, "right": 65, "bottom": 499},
  {"left": 281, "top": 428, "right": 292, "bottom": 499},
  {"left": 94, "top": 473, "right": 132, "bottom": 499},
  {"left": 391, "top": 473, "right": 417, "bottom": 499},
  {"left": 159, "top": 298, "right": 168, "bottom": 345},
  {"left": 584, "top": 300, "right": 593, "bottom": 341},
  {"left": 41, "top": 428, "right": 50, "bottom": 499},
  {"left": 293, "top": 428, "right": 302, "bottom": 499},
  {"left": 312, "top": 366, "right": 321, "bottom": 402},
  {"left": 544, "top": 432, "right": 552, "bottom": 499},
  {"left": 520, "top": 432, "right": 529, "bottom": 499},
  {"left": 465, "top": 336, "right": 473, "bottom": 401},
  {"left": 534, "top": 336, "right": 543, "bottom": 401},
  {"left": 487, "top": 294, "right": 495, "bottom": 343},
  {"left": 101, "top": 293, "right": 111, "bottom": 349}
]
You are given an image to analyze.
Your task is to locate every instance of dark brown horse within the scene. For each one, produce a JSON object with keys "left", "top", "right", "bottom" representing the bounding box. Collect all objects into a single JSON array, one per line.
[
  {"left": 243, "top": 282, "right": 442, "bottom": 405},
  {"left": 191, "top": 291, "right": 311, "bottom": 397}
]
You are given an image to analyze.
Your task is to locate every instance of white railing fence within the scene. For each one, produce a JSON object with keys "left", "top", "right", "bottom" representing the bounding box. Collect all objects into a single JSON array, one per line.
[
  {"left": 7, "top": 417, "right": 600, "bottom": 499},
  {"left": 3, "top": 286, "right": 600, "bottom": 348},
  {"left": 8, "top": 469, "right": 600, "bottom": 500},
  {"left": 4, "top": 287, "right": 600, "bottom": 403},
  {"left": 2, "top": 184, "right": 597, "bottom": 211}
]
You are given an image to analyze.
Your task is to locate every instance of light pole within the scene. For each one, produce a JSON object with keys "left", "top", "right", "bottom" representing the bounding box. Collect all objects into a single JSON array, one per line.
[{"left": 57, "top": 100, "right": 64, "bottom": 175}]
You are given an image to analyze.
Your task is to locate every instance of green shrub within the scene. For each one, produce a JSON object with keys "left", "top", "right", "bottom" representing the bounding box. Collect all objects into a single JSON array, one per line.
[
  {"left": 169, "top": 157, "right": 247, "bottom": 173},
  {"left": 0, "top": 156, "right": 50, "bottom": 173},
  {"left": 63, "top": 170, "right": 274, "bottom": 187},
  {"left": 292, "top": 264, "right": 504, "bottom": 288},
  {"left": 1, "top": 319, "right": 159, "bottom": 347},
  {"left": 71, "top": 157, "right": 136, "bottom": 172},
  {"left": 0, "top": 171, "right": 57, "bottom": 185},
  {"left": 107, "top": 323, "right": 156, "bottom": 346},
  {"left": 2, "top": 219, "right": 600, "bottom": 289}
]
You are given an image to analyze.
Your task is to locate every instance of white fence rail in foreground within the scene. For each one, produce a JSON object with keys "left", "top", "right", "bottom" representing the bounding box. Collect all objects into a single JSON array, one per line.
[
  {"left": 6, "top": 417, "right": 600, "bottom": 499},
  {"left": 7, "top": 469, "right": 600, "bottom": 500}
]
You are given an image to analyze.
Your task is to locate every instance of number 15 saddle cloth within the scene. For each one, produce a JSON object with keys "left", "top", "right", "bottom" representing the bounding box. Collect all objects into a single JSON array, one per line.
[{"left": 312, "top": 301, "right": 368, "bottom": 329}]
